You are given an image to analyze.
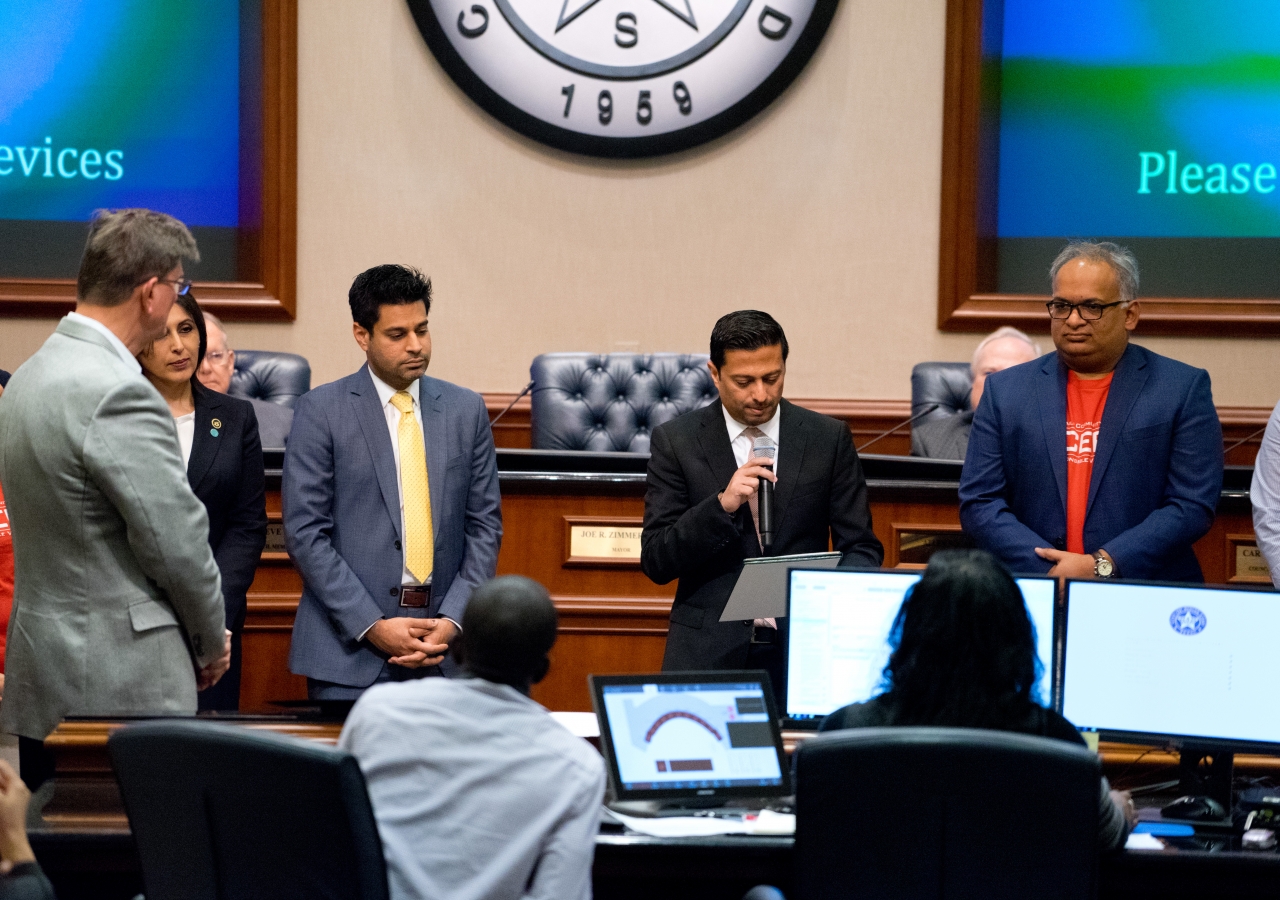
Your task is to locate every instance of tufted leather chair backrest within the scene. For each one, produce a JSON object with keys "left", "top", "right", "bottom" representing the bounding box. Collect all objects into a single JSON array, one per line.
[
  {"left": 910, "top": 361, "right": 972, "bottom": 424},
  {"left": 230, "top": 350, "right": 312, "bottom": 409},
  {"left": 529, "top": 353, "right": 718, "bottom": 452}
]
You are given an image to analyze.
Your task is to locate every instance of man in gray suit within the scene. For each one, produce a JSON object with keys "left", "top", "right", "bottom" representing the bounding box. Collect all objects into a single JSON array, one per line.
[
  {"left": 284, "top": 264, "right": 502, "bottom": 699},
  {"left": 0, "top": 209, "right": 230, "bottom": 785}
]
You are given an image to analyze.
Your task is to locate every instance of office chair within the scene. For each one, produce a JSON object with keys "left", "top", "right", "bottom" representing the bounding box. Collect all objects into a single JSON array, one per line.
[
  {"left": 529, "top": 352, "right": 717, "bottom": 452},
  {"left": 230, "top": 350, "right": 312, "bottom": 409},
  {"left": 108, "top": 720, "right": 389, "bottom": 900},
  {"left": 910, "top": 362, "right": 971, "bottom": 425},
  {"left": 748, "top": 727, "right": 1101, "bottom": 900}
]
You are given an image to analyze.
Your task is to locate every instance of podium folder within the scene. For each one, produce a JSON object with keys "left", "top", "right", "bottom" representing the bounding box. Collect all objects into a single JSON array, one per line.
[{"left": 718, "top": 551, "right": 843, "bottom": 622}]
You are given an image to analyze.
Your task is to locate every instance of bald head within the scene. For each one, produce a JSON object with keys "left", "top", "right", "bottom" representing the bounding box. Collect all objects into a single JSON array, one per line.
[{"left": 458, "top": 576, "right": 558, "bottom": 693}]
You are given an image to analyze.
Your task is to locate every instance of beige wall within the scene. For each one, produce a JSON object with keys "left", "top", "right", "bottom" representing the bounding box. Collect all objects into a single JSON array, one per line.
[{"left": 2, "top": 0, "right": 1278, "bottom": 406}]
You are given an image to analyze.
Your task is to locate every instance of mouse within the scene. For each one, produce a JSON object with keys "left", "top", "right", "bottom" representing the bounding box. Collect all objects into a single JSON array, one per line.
[{"left": 1161, "top": 795, "right": 1227, "bottom": 821}]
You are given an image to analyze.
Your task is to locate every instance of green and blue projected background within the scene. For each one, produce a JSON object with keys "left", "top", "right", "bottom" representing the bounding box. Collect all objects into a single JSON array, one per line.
[
  {"left": 993, "top": 0, "right": 1280, "bottom": 297},
  {"left": 0, "top": 1, "right": 241, "bottom": 279}
]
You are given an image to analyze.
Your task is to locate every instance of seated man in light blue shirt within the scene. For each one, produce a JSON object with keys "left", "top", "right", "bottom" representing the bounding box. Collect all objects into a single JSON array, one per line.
[{"left": 339, "top": 576, "right": 605, "bottom": 900}]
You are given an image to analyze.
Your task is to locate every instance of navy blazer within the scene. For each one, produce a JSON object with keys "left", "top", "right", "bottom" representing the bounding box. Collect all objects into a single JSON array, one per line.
[
  {"left": 958, "top": 344, "right": 1223, "bottom": 581},
  {"left": 188, "top": 383, "right": 268, "bottom": 631},
  {"left": 283, "top": 367, "right": 502, "bottom": 688}
]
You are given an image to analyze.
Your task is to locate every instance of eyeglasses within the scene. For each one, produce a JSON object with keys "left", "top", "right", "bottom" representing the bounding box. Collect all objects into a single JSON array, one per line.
[
  {"left": 1045, "top": 300, "right": 1124, "bottom": 321},
  {"left": 204, "top": 350, "right": 232, "bottom": 366},
  {"left": 160, "top": 277, "right": 194, "bottom": 296}
]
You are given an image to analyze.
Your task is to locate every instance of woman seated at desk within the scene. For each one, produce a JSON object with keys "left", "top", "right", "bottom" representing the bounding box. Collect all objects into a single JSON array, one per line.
[
  {"left": 138, "top": 293, "right": 267, "bottom": 711},
  {"left": 820, "top": 549, "right": 1134, "bottom": 850}
]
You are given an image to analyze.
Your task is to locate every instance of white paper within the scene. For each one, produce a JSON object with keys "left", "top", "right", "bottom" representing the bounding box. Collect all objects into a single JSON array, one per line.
[
  {"left": 1124, "top": 832, "right": 1167, "bottom": 851},
  {"left": 550, "top": 711, "right": 600, "bottom": 738},
  {"left": 609, "top": 809, "right": 795, "bottom": 837}
]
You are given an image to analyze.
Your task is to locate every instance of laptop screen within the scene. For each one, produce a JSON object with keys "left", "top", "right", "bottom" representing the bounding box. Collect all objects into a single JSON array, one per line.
[
  {"left": 785, "top": 569, "right": 1057, "bottom": 724},
  {"left": 590, "top": 672, "right": 789, "bottom": 801}
]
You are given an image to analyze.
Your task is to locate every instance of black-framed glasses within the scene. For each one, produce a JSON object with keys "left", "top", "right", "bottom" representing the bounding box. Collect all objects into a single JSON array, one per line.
[{"left": 1045, "top": 299, "right": 1124, "bottom": 321}]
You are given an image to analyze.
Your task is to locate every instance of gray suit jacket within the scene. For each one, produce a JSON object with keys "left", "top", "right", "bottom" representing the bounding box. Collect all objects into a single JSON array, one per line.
[
  {"left": 0, "top": 318, "right": 225, "bottom": 740},
  {"left": 283, "top": 367, "right": 502, "bottom": 688}
]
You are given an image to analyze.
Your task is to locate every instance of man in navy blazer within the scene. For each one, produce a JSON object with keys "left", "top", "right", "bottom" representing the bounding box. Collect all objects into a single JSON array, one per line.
[
  {"left": 284, "top": 265, "right": 502, "bottom": 698},
  {"left": 959, "top": 242, "right": 1222, "bottom": 582}
]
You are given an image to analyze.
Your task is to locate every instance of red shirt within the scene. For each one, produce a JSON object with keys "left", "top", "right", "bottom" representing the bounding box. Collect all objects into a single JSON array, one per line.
[
  {"left": 1065, "top": 372, "right": 1113, "bottom": 554},
  {"left": 0, "top": 480, "right": 12, "bottom": 670}
]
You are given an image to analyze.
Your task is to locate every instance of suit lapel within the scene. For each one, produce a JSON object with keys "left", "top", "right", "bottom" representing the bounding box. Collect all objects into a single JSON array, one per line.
[
  {"left": 772, "top": 399, "right": 808, "bottom": 541},
  {"left": 1038, "top": 355, "right": 1069, "bottom": 514},
  {"left": 350, "top": 367, "right": 404, "bottom": 540},
  {"left": 696, "top": 401, "right": 758, "bottom": 551},
  {"left": 1086, "top": 345, "right": 1147, "bottom": 518},
  {"left": 186, "top": 386, "right": 224, "bottom": 491},
  {"left": 417, "top": 377, "right": 448, "bottom": 538}
]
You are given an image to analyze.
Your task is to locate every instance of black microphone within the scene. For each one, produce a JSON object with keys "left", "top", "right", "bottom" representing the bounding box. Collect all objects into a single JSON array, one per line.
[
  {"left": 752, "top": 434, "right": 777, "bottom": 551},
  {"left": 490, "top": 380, "right": 535, "bottom": 428},
  {"left": 855, "top": 403, "right": 941, "bottom": 453}
]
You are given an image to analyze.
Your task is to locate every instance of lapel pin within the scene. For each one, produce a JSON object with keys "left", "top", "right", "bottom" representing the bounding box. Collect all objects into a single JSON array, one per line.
[
  {"left": 212, "top": 418, "right": 222, "bottom": 429},
  {"left": 210, "top": 428, "right": 220, "bottom": 437}
]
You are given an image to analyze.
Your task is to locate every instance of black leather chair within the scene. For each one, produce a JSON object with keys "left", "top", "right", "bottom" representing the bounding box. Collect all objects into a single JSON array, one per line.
[
  {"left": 529, "top": 353, "right": 718, "bottom": 452},
  {"left": 911, "top": 362, "right": 971, "bottom": 424},
  {"left": 108, "top": 720, "right": 389, "bottom": 900},
  {"left": 763, "top": 727, "right": 1100, "bottom": 900},
  {"left": 230, "top": 350, "right": 311, "bottom": 408}
]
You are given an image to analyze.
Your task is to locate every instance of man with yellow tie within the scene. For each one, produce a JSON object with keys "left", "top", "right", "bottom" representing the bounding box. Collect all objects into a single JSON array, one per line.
[{"left": 284, "top": 265, "right": 503, "bottom": 699}]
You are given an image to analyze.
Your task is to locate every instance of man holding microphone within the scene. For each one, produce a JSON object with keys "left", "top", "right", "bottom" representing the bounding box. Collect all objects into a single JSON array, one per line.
[{"left": 641, "top": 311, "right": 883, "bottom": 693}]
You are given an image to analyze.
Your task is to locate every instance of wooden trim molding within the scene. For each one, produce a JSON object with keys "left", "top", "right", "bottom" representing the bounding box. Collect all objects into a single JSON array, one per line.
[
  {"left": 0, "top": 1, "right": 297, "bottom": 321},
  {"left": 937, "top": 0, "right": 1280, "bottom": 336}
]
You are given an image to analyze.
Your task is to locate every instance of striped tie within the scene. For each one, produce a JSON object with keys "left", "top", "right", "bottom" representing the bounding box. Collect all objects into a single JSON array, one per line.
[{"left": 390, "top": 391, "right": 433, "bottom": 583}]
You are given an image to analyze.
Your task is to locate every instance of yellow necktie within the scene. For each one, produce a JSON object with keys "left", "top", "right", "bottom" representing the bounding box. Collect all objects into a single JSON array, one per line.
[{"left": 390, "top": 391, "right": 433, "bottom": 583}]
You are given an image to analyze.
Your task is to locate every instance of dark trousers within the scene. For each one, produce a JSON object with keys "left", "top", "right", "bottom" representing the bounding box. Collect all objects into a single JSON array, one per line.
[
  {"left": 198, "top": 629, "right": 243, "bottom": 712},
  {"left": 18, "top": 736, "right": 55, "bottom": 792},
  {"left": 745, "top": 639, "right": 787, "bottom": 711}
]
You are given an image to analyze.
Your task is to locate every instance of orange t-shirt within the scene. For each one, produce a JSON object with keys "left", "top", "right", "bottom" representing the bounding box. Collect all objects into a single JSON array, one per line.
[
  {"left": 1065, "top": 372, "right": 1113, "bottom": 555},
  {"left": 0, "top": 479, "right": 11, "bottom": 670}
]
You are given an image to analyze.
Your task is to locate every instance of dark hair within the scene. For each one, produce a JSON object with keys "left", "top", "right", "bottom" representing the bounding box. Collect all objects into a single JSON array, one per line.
[
  {"left": 878, "top": 549, "right": 1041, "bottom": 727},
  {"left": 174, "top": 291, "right": 208, "bottom": 376},
  {"left": 709, "top": 310, "right": 789, "bottom": 369},
  {"left": 458, "top": 576, "right": 558, "bottom": 690},
  {"left": 348, "top": 264, "right": 432, "bottom": 331},
  {"left": 77, "top": 208, "right": 200, "bottom": 307}
]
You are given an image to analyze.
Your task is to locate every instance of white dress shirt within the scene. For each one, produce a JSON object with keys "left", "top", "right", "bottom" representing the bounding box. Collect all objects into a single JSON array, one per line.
[
  {"left": 339, "top": 677, "right": 606, "bottom": 900},
  {"left": 367, "top": 371, "right": 428, "bottom": 588},
  {"left": 723, "top": 403, "right": 781, "bottom": 475},
  {"left": 1251, "top": 399, "right": 1280, "bottom": 589},
  {"left": 65, "top": 312, "right": 141, "bottom": 373}
]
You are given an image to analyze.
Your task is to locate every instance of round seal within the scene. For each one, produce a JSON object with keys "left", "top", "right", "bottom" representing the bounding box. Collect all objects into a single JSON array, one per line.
[
  {"left": 405, "top": 0, "right": 840, "bottom": 156},
  {"left": 1169, "top": 606, "right": 1206, "bottom": 636}
]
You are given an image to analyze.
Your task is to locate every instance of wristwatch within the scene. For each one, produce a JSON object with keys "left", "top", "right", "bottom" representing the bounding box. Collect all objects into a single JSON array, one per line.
[{"left": 1093, "top": 551, "right": 1115, "bottom": 578}]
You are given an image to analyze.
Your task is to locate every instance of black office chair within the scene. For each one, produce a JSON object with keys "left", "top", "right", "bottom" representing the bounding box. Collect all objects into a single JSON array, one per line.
[
  {"left": 910, "top": 362, "right": 971, "bottom": 425},
  {"left": 230, "top": 350, "right": 312, "bottom": 409},
  {"left": 750, "top": 727, "right": 1101, "bottom": 900},
  {"left": 108, "top": 720, "right": 389, "bottom": 900},
  {"left": 529, "top": 352, "right": 718, "bottom": 452}
]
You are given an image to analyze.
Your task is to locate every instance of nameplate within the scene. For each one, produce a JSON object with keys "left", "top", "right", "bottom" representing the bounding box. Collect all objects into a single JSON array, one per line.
[
  {"left": 564, "top": 517, "right": 644, "bottom": 567},
  {"left": 1228, "top": 535, "right": 1272, "bottom": 583},
  {"left": 263, "top": 520, "right": 287, "bottom": 557},
  {"left": 889, "top": 523, "right": 974, "bottom": 568}
]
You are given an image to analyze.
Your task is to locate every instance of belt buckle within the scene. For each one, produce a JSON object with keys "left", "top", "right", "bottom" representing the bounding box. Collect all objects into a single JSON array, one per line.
[{"left": 399, "top": 583, "right": 431, "bottom": 609}]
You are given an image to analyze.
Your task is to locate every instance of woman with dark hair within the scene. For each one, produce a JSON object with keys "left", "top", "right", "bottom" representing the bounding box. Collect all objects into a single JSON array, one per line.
[
  {"left": 138, "top": 293, "right": 267, "bottom": 710},
  {"left": 820, "top": 549, "right": 1133, "bottom": 849}
]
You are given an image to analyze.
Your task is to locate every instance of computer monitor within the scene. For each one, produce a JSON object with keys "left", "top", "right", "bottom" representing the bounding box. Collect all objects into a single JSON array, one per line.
[
  {"left": 785, "top": 568, "right": 1058, "bottom": 726},
  {"left": 1061, "top": 579, "right": 1280, "bottom": 817},
  {"left": 589, "top": 671, "right": 790, "bottom": 806}
]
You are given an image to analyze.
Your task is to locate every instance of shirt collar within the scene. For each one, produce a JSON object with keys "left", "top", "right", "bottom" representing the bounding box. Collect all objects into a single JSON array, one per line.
[
  {"left": 368, "top": 368, "right": 420, "bottom": 409},
  {"left": 722, "top": 402, "right": 781, "bottom": 444},
  {"left": 65, "top": 312, "right": 141, "bottom": 373}
]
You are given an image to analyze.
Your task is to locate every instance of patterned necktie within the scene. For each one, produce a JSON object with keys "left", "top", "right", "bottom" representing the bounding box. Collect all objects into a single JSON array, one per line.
[
  {"left": 743, "top": 426, "right": 765, "bottom": 547},
  {"left": 390, "top": 391, "right": 433, "bottom": 583}
]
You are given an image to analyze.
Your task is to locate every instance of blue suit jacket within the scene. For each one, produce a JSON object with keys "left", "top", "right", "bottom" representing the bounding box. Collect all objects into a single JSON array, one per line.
[
  {"left": 283, "top": 366, "right": 502, "bottom": 687},
  {"left": 958, "top": 344, "right": 1222, "bottom": 581}
]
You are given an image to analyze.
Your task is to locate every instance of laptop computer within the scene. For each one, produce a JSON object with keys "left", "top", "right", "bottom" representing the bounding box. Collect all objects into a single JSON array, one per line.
[
  {"left": 589, "top": 670, "right": 792, "bottom": 816},
  {"left": 784, "top": 568, "right": 1059, "bottom": 728}
]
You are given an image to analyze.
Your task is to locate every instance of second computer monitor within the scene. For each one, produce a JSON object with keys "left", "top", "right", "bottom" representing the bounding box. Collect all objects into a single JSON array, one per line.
[{"left": 785, "top": 568, "right": 1056, "bottom": 725}]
